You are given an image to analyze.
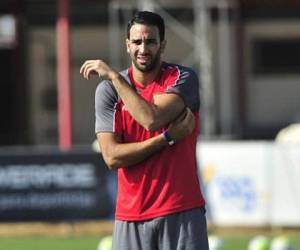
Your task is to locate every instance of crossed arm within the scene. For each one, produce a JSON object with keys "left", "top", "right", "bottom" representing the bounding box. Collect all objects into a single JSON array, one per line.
[
  {"left": 80, "top": 60, "right": 195, "bottom": 170},
  {"left": 96, "top": 108, "right": 195, "bottom": 169},
  {"left": 80, "top": 60, "right": 185, "bottom": 131}
]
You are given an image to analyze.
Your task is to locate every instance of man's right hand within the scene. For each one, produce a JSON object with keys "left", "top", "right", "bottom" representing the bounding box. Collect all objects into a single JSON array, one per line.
[
  {"left": 80, "top": 59, "right": 119, "bottom": 81},
  {"left": 167, "top": 108, "right": 195, "bottom": 142}
]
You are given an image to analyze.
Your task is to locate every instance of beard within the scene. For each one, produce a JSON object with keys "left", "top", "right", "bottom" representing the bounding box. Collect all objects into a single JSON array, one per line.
[{"left": 132, "top": 50, "right": 161, "bottom": 73}]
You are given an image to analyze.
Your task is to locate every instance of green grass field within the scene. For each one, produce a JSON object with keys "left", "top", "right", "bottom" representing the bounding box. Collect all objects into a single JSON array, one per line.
[
  {"left": 0, "top": 236, "right": 101, "bottom": 250},
  {"left": 0, "top": 235, "right": 299, "bottom": 250}
]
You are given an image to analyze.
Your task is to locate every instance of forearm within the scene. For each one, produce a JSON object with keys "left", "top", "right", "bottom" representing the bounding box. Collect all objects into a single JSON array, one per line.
[
  {"left": 99, "top": 133, "right": 167, "bottom": 170},
  {"left": 80, "top": 60, "right": 185, "bottom": 131},
  {"left": 110, "top": 73, "right": 159, "bottom": 130},
  {"left": 99, "top": 107, "right": 195, "bottom": 170}
]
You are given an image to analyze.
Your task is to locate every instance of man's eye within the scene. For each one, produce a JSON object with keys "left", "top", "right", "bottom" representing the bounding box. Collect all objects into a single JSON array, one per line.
[
  {"left": 131, "top": 40, "right": 157, "bottom": 45},
  {"left": 146, "top": 40, "right": 157, "bottom": 45},
  {"left": 132, "top": 40, "right": 142, "bottom": 45}
]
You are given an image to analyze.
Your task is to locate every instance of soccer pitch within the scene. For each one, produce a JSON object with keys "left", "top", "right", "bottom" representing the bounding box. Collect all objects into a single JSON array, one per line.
[
  {"left": 0, "top": 235, "right": 300, "bottom": 250},
  {"left": 0, "top": 236, "right": 101, "bottom": 250}
]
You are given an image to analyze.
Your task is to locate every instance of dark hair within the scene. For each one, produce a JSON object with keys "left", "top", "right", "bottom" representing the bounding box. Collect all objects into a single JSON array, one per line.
[{"left": 127, "top": 11, "right": 165, "bottom": 42}]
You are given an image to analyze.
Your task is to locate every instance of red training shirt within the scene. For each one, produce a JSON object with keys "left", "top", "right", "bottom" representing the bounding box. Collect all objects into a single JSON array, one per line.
[{"left": 95, "top": 62, "right": 205, "bottom": 221}]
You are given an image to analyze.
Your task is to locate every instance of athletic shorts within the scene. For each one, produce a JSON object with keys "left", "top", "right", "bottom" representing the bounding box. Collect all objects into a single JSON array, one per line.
[{"left": 112, "top": 207, "right": 209, "bottom": 250}]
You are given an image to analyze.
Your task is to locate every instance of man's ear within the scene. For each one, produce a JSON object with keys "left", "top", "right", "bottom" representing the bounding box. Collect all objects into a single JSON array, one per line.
[
  {"left": 126, "top": 38, "right": 130, "bottom": 53},
  {"left": 160, "top": 40, "right": 167, "bottom": 53}
]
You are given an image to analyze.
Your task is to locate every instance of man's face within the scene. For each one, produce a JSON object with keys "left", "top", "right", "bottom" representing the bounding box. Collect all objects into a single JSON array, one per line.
[{"left": 126, "top": 24, "right": 165, "bottom": 72}]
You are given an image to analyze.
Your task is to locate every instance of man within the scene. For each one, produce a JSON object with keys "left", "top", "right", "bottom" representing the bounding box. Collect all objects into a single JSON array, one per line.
[{"left": 80, "top": 11, "right": 208, "bottom": 250}]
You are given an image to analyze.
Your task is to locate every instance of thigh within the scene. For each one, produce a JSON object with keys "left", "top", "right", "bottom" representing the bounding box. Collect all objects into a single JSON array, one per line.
[
  {"left": 112, "top": 220, "right": 157, "bottom": 250},
  {"left": 158, "top": 207, "right": 209, "bottom": 250}
]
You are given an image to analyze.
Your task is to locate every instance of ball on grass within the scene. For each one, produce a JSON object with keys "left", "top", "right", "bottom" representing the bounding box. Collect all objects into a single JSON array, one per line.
[
  {"left": 248, "top": 235, "right": 269, "bottom": 250},
  {"left": 270, "top": 236, "right": 293, "bottom": 250},
  {"left": 97, "top": 235, "right": 112, "bottom": 250},
  {"left": 208, "top": 234, "right": 224, "bottom": 250}
]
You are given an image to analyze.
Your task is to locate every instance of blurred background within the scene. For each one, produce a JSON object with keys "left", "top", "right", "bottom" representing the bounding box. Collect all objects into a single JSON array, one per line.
[
  {"left": 0, "top": 0, "right": 299, "bottom": 249},
  {"left": 1, "top": 0, "right": 300, "bottom": 146}
]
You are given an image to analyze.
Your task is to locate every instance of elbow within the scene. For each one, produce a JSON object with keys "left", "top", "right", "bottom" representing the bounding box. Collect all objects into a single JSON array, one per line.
[
  {"left": 101, "top": 145, "right": 121, "bottom": 170},
  {"left": 103, "top": 155, "right": 120, "bottom": 170},
  {"left": 106, "top": 161, "right": 119, "bottom": 171}
]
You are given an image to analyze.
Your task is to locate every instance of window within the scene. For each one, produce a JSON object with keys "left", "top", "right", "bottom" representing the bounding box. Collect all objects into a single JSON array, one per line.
[{"left": 252, "top": 39, "right": 300, "bottom": 74}]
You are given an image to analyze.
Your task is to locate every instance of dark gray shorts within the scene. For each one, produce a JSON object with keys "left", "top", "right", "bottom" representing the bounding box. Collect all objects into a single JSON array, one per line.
[{"left": 112, "top": 207, "right": 209, "bottom": 250}]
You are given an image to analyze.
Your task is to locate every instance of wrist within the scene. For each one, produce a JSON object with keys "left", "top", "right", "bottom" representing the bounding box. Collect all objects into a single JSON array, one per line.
[
  {"left": 109, "top": 71, "right": 121, "bottom": 81},
  {"left": 162, "top": 130, "right": 175, "bottom": 146}
]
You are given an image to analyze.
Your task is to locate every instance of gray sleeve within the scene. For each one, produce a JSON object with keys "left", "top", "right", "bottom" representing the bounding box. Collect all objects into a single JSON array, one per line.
[
  {"left": 95, "top": 80, "right": 119, "bottom": 133},
  {"left": 166, "top": 67, "right": 200, "bottom": 112}
]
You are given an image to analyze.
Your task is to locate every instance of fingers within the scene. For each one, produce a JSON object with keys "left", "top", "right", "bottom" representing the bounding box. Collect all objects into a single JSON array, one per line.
[
  {"left": 176, "top": 108, "right": 193, "bottom": 123},
  {"left": 79, "top": 60, "right": 89, "bottom": 74},
  {"left": 173, "top": 108, "right": 187, "bottom": 124},
  {"left": 80, "top": 60, "right": 101, "bottom": 80},
  {"left": 171, "top": 108, "right": 193, "bottom": 128},
  {"left": 178, "top": 108, "right": 195, "bottom": 134},
  {"left": 80, "top": 60, "right": 91, "bottom": 80},
  {"left": 185, "top": 109, "right": 195, "bottom": 133},
  {"left": 184, "top": 108, "right": 194, "bottom": 124},
  {"left": 79, "top": 60, "right": 92, "bottom": 76}
]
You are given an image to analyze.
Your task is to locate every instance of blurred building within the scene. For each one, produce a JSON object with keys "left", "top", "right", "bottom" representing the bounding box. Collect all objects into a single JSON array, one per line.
[{"left": 1, "top": 0, "right": 300, "bottom": 146}]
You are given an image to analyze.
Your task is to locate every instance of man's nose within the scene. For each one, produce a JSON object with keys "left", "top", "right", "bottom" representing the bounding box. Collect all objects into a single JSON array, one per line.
[{"left": 139, "top": 42, "right": 147, "bottom": 53}]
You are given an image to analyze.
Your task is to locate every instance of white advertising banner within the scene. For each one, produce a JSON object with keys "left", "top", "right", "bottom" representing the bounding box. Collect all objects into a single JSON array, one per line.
[
  {"left": 197, "top": 141, "right": 300, "bottom": 227},
  {"left": 270, "top": 144, "right": 300, "bottom": 226},
  {"left": 197, "top": 142, "right": 271, "bottom": 226}
]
